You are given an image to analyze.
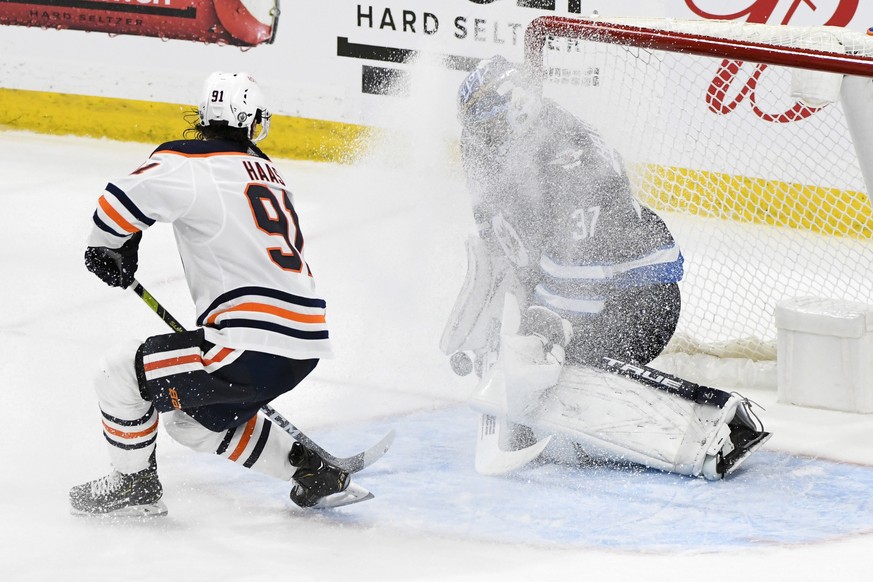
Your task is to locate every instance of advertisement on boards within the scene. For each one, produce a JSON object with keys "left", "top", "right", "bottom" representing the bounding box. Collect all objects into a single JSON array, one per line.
[
  {"left": 324, "top": 0, "right": 873, "bottom": 134},
  {"left": 1, "top": 1, "right": 873, "bottom": 128},
  {"left": 0, "top": 0, "right": 278, "bottom": 46},
  {"left": 674, "top": 0, "right": 865, "bottom": 28},
  {"left": 665, "top": 1, "right": 873, "bottom": 137},
  {"left": 338, "top": 1, "right": 657, "bottom": 90}
]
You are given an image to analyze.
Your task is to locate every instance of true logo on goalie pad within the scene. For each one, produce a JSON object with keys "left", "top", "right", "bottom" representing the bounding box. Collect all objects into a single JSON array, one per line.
[{"left": 600, "top": 357, "right": 731, "bottom": 408}]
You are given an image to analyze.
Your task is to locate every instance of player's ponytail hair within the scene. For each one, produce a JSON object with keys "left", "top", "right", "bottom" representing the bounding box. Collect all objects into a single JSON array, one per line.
[{"left": 183, "top": 108, "right": 251, "bottom": 145}]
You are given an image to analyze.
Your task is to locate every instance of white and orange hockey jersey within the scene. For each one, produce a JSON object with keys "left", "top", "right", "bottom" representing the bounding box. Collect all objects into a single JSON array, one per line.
[{"left": 87, "top": 139, "right": 332, "bottom": 360}]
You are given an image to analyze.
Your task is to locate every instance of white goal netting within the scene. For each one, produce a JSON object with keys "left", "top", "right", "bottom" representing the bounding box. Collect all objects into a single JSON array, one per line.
[{"left": 527, "top": 16, "right": 873, "bottom": 362}]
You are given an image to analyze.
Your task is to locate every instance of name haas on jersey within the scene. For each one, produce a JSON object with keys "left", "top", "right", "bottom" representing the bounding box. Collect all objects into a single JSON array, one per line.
[{"left": 242, "top": 160, "right": 285, "bottom": 186}]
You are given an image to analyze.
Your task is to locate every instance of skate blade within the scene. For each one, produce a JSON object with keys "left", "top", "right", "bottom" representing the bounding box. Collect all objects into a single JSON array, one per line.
[
  {"left": 310, "top": 483, "right": 374, "bottom": 509},
  {"left": 724, "top": 431, "right": 773, "bottom": 477},
  {"left": 71, "top": 499, "right": 168, "bottom": 518}
]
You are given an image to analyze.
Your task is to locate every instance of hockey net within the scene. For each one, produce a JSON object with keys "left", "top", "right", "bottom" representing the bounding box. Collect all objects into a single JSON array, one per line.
[{"left": 525, "top": 16, "right": 873, "bottom": 365}]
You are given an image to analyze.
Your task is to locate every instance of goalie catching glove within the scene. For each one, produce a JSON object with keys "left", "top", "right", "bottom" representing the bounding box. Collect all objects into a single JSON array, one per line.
[{"left": 84, "top": 231, "right": 141, "bottom": 288}]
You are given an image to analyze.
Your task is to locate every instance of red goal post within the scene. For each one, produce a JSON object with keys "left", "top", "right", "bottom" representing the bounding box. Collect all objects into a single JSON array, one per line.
[
  {"left": 525, "top": 16, "right": 873, "bottom": 77},
  {"left": 522, "top": 16, "right": 873, "bottom": 366}
]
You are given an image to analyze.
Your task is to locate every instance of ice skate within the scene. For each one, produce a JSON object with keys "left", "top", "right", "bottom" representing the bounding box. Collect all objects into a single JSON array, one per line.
[
  {"left": 703, "top": 422, "right": 772, "bottom": 480},
  {"left": 702, "top": 400, "right": 772, "bottom": 480},
  {"left": 69, "top": 467, "right": 166, "bottom": 517},
  {"left": 289, "top": 442, "right": 372, "bottom": 509}
]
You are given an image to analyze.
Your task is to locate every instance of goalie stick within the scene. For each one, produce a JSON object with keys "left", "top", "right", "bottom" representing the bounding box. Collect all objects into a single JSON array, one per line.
[
  {"left": 475, "top": 413, "right": 552, "bottom": 475},
  {"left": 471, "top": 293, "right": 554, "bottom": 476},
  {"left": 130, "top": 279, "right": 395, "bottom": 474}
]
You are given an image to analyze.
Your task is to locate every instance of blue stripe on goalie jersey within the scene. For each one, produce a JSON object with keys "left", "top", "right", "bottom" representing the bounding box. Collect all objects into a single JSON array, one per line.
[
  {"left": 534, "top": 249, "right": 684, "bottom": 315},
  {"left": 614, "top": 254, "right": 684, "bottom": 287},
  {"left": 539, "top": 248, "right": 684, "bottom": 286},
  {"left": 533, "top": 284, "right": 606, "bottom": 316},
  {"left": 537, "top": 259, "right": 683, "bottom": 308},
  {"left": 197, "top": 286, "right": 327, "bottom": 327},
  {"left": 105, "top": 183, "right": 156, "bottom": 227},
  {"left": 212, "top": 318, "right": 329, "bottom": 341}
]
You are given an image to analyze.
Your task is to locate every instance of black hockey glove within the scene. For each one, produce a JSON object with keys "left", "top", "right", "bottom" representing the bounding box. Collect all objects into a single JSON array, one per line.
[{"left": 84, "top": 231, "right": 142, "bottom": 288}]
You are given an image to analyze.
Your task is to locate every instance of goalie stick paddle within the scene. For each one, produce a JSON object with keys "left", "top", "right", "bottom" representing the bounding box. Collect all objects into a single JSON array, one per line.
[
  {"left": 471, "top": 293, "right": 553, "bottom": 476},
  {"left": 129, "top": 279, "right": 395, "bottom": 474},
  {"left": 475, "top": 413, "right": 552, "bottom": 476}
]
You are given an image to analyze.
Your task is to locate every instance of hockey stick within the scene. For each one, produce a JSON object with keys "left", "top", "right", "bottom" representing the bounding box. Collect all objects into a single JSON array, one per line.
[
  {"left": 469, "top": 293, "right": 553, "bottom": 475},
  {"left": 475, "top": 413, "right": 552, "bottom": 476},
  {"left": 130, "top": 279, "right": 395, "bottom": 473}
]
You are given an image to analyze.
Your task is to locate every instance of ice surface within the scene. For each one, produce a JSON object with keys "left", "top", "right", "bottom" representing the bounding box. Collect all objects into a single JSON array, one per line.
[{"left": 2, "top": 131, "right": 873, "bottom": 581}]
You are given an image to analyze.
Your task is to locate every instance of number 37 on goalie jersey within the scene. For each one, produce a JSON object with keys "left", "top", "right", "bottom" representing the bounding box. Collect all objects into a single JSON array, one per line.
[{"left": 245, "top": 183, "right": 309, "bottom": 275}]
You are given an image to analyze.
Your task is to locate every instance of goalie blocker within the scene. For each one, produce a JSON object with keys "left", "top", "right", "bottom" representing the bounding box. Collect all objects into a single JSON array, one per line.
[{"left": 465, "top": 293, "right": 771, "bottom": 480}]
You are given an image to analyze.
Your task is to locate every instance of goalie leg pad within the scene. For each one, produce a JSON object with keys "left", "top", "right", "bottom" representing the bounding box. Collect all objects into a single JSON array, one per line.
[{"left": 522, "top": 365, "right": 769, "bottom": 478}]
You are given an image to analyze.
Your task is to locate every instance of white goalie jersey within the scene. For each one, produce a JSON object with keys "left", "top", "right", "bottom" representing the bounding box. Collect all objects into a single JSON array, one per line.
[{"left": 87, "top": 139, "right": 332, "bottom": 360}]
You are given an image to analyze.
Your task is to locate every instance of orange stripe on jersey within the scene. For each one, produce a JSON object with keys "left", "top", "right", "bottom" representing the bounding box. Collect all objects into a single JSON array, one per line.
[
  {"left": 202, "top": 347, "right": 235, "bottom": 366},
  {"left": 98, "top": 195, "right": 140, "bottom": 234},
  {"left": 205, "top": 303, "right": 327, "bottom": 326},
  {"left": 143, "top": 349, "right": 235, "bottom": 373},
  {"left": 102, "top": 416, "right": 159, "bottom": 440},
  {"left": 228, "top": 416, "right": 258, "bottom": 462},
  {"left": 143, "top": 353, "right": 201, "bottom": 372}
]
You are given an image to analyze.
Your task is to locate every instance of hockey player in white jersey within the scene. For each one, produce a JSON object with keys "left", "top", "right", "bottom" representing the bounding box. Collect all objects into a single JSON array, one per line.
[
  {"left": 442, "top": 56, "right": 771, "bottom": 479},
  {"left": 70, "top": 72, "right": 362, "bottom": 516}
]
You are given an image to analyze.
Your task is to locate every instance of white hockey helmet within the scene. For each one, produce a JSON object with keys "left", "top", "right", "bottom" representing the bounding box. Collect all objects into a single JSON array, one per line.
[{"left": 198, "top": 71, "right": 271, "bottom": 143}]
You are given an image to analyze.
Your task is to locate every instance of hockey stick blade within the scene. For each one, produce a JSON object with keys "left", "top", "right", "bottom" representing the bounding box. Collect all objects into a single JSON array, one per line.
[
  {"left": 331, "top": 429, "right": 396, "bottom": 474},
  {"left": 310, "top": 483, "right": 374, "bottom": 509},
  {"left": 475, "top": 414, "right": 552, "bottom": 476},
  {"left": 290, "top": 422, "right": 394, "bottom": 474},
  {"left": 261, "top": 404, "right": 395, "bottom": 474}
]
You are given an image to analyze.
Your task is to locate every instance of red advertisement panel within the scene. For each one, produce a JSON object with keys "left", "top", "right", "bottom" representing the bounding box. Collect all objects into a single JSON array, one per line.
[{"left": 0, "top": 0, "right": 279, "bottom": 46}]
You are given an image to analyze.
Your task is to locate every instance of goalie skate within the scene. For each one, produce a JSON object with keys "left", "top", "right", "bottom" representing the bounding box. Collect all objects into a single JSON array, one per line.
[
  {"left": 69, "top": 468, "right": 167, "bottom": 517},
  {"left": 701, "top": 404, "right": 772, "bottom": 480}
]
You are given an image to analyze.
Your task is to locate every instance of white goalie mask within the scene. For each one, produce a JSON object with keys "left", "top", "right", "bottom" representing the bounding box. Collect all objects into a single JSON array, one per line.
[
  {"left": 198, "top": 71, "right": 272, "bottom": 143},
  {"left": 457, "top": 56, "right": 542, "bottom": 151},
  {"left": 504, "top": 85, "right": 542, "bottom": 139}
]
